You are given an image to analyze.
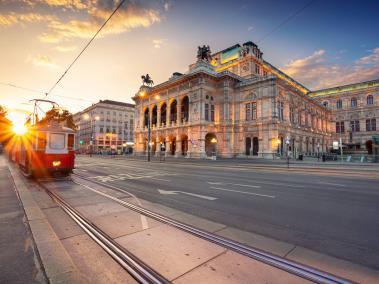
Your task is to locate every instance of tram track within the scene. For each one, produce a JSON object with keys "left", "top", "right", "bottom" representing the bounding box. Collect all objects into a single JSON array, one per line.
[
  {"left": 71, "top": 172, "right": 352, "bottom": 284},
  {"left": 34, "top": 179, "right": 169, "bottom": 284}
]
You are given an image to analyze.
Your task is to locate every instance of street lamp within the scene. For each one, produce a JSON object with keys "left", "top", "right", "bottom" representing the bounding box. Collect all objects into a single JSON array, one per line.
[{"left": 139, "top": 89, "right": 151, "bottom": 162}]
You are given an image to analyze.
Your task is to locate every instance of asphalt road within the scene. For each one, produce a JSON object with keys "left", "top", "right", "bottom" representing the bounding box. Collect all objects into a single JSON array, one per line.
[{"left": 74, "top": 156, "right": 379, "bottom": 270}]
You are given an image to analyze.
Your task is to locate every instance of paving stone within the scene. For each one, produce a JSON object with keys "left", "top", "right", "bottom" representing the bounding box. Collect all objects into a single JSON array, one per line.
[
  {"left": 74, "top": 201, "right": 128, "bottom": 218},
  {"left": 61, "top": 234, "right": 137, "bottom": 284},
  {"left": 173, "top": 250, "right": 311, "bottom": 284},
  {"left": 115, "top": 224, "right": 226, "bottom": 281},
  {"left": 287, "top": 247, "right": 379, "bottom": 284},
  {"left": 92, "top": 209, "right": 162, "bottom": 239},
  {"left": 215, "top": 227, "right": 295, "bottom": 257},
  {"left": 31, "top": 191, "right": 57, "bottom": 209},
  {"left": 43, "top": 207, "right": 84, "bottom": 240},
  {"left": 170, "top": 211, "right": 226, "bottom": 233}
]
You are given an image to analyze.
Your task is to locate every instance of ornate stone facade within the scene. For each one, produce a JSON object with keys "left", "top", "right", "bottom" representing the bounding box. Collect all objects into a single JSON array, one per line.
[
  {"left": 310, "top": 80, "right": 379, "bottom": 155},
  {"left": 134, "top": 42, "right": 376, "bottom": 158}
]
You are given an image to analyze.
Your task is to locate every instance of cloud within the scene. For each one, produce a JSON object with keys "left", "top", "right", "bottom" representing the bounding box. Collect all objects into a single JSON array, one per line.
[
  {"left": 356, "top": 48, "right": 379, "bottom": 65},
  {"left": 247, "top": 26, "right": 254, "bottom": 31},
  {"left": 281, "top": 49, "right": 379, "bottom": 90},
  {"left": 38, "top": 5, "right": 161, "bottom": 43},
  {"left": 0, "top": 12, "right": 53, "bottom": 26},
  {"left": 152, "top": 39, "right": 165, "bottom": 48},
  {"left": 29, "top": 55, "right": 59, "bottom": 69},
  {"left": 40, "top": 0, "right": 88, "bottom": 9},
  {"left": 1, "top": 1, "right": 162, "bottom": 43},
  {"left": 54, "top": 45, "right": 77, "bottom": 52}
]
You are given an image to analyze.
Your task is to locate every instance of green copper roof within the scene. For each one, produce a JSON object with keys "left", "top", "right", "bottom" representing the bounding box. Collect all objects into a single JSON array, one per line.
[{"left": 309, "top": 79, "right": 379, "bottom": 97}]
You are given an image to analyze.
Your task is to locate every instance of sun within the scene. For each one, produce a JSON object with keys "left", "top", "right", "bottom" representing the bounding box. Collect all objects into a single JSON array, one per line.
[{"left": 7, "top": 111, "right": 28, "bottom": 135}]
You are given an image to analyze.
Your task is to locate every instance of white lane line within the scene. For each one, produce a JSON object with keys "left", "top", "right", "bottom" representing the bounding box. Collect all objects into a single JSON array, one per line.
[
  {"left": 317, "top": 182, "right": 346, "bottom": 187},
  {"left": 151, "top": 177, "right": 170, "bottom": 182},
  {"left": 210, "top": 187, "right": 275, "bottom": 198},
  {"left": 74, "top": 179, "right": 149, "bottom": 230},
  {"left": 158, "top": 189, "right": 217, "bottom": 200},
  {"left": 80, "top": 169, "right": 88, "bottom": 172},
  {"left": 231, "top": 183, "right": 261, "bottom": 188}
]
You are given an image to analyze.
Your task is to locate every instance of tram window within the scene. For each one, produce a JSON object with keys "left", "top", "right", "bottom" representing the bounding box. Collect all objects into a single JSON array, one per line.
[
  {"left": 49, "top": 133, "right": 65, "bottom": 149},
  {"left": 37, "top": 132, "right": 47, "bottom": 150},
  {"left": 68, "top": 134, "right": 74, "bottom": 150}
]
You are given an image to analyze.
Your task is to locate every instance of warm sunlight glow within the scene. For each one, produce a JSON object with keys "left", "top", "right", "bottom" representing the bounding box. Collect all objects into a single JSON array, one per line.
[{"left": 8, "top": 112, "right": 27, "bottom": 135}]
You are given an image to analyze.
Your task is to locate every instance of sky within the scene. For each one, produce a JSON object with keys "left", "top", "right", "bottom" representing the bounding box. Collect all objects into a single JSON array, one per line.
[{"left": 0, "top": 0, "right": 379, "bottom": 116}]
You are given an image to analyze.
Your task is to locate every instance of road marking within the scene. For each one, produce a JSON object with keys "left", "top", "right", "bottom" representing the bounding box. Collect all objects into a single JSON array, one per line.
[
  {"left": 317, "top": 182, "right": 346, "bottom": 187},
  {"left": 158, "top": 189, "right": 217, "bottom": 200},
  {"left": 207, "top": 181, "right": 262, "bottom": 188},
  {"left": 210, "top": 187, "right": 275, "bottom": 198},
  {"left": 151, "top": 177, "right": 170, "bottom": 182},
  {"left": 80, "top": 169, "right": 88, "bottom": 172},
  {"left": 73, "top": 179, "right": 149, "bottom": 230}
]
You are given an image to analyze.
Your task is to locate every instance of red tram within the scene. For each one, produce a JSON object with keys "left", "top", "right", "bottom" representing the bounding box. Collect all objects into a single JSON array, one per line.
[{"left": 10, "top": 122, "right": 75, "bottom": 177}]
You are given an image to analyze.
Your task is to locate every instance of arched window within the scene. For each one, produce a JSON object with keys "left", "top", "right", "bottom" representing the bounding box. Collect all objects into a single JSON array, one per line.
[
  {"left": 143, "top": 108, "right": 149, "bottom": 128},
  {"left": 322, "top": 101, "right": 328, "bottom": 108},
  {"left": 181, "top": 96, "right": 189, "bottom": 122},
  {"left": 160, "top": 103, "right": 167, "bottom": 126},
  {"left": 336, "top": 99, "right": 342, "bottom": 109},
  {"left": 351, "top": 97, "right": 357, "bottom": 108},
  {"left": 151, "top": 105, "right": 157, "bottom": 126},
  {"left": 170, "top": 100, "right": 177, "bottom": 123},
  {"left": 367, "top": 95, "right": 374, "bottom": 105}
]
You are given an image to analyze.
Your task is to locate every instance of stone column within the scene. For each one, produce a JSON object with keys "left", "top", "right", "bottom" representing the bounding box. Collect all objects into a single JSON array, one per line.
[
  {"left": 177, "top": 99, "right": 181, "bottom": 126},
  {"left": 157, "top": 107, "right": 161, "bottom": 128},
  {"left": 175, "top": 135, "right": 182, "bottom": 157}
]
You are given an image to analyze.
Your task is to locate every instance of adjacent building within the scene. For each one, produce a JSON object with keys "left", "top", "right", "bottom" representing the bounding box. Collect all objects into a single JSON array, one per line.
[
  {"left": 310, "top": 80, "right": 379, "bottom": 155},
  {"left": 74, "top": 100, "right": 135, "bottom": 153},
  {"left": 133, "top": 42, "right": 335, "bottom": 158}
]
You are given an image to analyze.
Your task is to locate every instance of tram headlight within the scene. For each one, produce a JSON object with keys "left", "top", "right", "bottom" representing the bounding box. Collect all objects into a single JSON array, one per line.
[{"left": 52, "top": 161, "right": 61, "bottom": 167}]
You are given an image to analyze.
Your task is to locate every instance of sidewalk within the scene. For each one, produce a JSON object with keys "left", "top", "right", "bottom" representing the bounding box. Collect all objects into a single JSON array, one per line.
[
  {"left": 0, "top": 155, "right": 46, "bottom": 284},
  {"left": 81, "top": 154, "right": 379, "bottom": 171}
]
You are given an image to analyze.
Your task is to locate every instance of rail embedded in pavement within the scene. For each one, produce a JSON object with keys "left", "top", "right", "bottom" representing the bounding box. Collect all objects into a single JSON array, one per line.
[
  {"left": 72, "top": 172, "right": 352, "bottom": 284},
  {"left": 35, "top": 180, "right": 169, "bottom": 284}
]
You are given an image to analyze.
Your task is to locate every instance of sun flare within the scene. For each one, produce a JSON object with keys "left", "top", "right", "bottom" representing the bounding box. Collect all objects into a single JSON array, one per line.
[{"left": 8, "top": 111, "right": 28, "bottom": 135}]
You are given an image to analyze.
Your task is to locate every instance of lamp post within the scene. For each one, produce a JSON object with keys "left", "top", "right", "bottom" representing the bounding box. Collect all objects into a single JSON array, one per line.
[
  {"left": 317, "top": 142, "right": 320, "bottom": 161},
  {"left": 139, "top": 90, "right": 151, "bottom": 162}
]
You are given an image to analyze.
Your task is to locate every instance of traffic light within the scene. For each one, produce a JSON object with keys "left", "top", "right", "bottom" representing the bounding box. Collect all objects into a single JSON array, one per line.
[{"left": 79, "top": 140, "right": 83, "bottom": 145}]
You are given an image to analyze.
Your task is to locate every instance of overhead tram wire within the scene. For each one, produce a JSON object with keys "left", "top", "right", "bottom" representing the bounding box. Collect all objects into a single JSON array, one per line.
[
  {"left": 257, "top": 0, "right": 316, "bottom": 44},
  {"left": 45, "top": 0, "right": 127, "bottom": 98},
  {"left": 0, "top": 82, "right": 93, "bottom": 103}
]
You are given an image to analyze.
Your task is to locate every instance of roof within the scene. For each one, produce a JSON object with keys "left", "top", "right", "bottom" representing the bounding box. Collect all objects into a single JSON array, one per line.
[
  {"left": 309, "top": 79, "right": 379, "bottom": 97},
  {"left": 98, "top": 100, "right": 135, "bottom": 108}
]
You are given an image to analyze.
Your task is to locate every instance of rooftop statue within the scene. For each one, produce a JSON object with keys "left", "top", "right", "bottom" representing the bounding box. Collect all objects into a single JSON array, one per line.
[
  {"left": 141, "top": 74, "right": 154, "bottom": 87},
  {"left": 197, "top": 45, "right": 212, "bottom": 62}
]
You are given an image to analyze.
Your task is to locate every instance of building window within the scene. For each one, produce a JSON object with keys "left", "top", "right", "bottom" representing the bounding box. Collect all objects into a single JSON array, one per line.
[
  {"left": 255, "top": 64, "right": 260, "bottom": 75},
  {"left": 245, "top": 103, "right": 251, "bottom": 120},
  {"left": 211, "top": 105, "right": 215, "bottom": 121},
  {"left": 100, "top": 127, "right": 104, "bottom": 133},
  {"left": 366, "top": 118, "right": 376, "bottom": 131},
  {"left": 323, "top": 101, "right": 328, "bottom": 107},
  {"left": 336, "top": 121, "right": 345, "bottom": 133},
  {"left": 336, "top": 99, "right": 342, "bottom": 109},
  {"left": 112, "top": 127, "right": 116, "bottom": 134},
  {"left": 205, "top": 103, "right": 209, "bottom": 121},
  {"left": 252, "top": 102, "right": 257, "bottom": 120},
  {"left": 351, "top": 98, "right": 357, "bottom": 108},
  {"left": 367, "top": 95, "right": 374, "bottom": 105},
  {"left": 350, "top": 120, "right": 360, "bottom": 132},
  {"left": 289, "top": 107, "right": 294, "bottom": 123},
  {"left": 278, "top": 102, "right": 284, "bottom": 121}
]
